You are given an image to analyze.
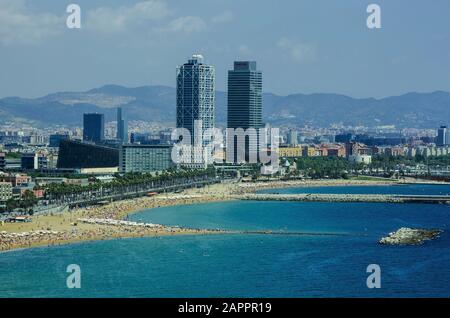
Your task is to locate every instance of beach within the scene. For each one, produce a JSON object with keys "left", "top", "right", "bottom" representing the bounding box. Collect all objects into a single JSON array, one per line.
[{"left": 0, "top": 177, "right": 429, "bottom": 252}]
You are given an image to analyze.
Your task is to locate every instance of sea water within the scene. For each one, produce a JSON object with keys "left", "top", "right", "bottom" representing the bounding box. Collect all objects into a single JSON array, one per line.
[{"left": 1, "top": 185, "right": 449, "bottom": 297}]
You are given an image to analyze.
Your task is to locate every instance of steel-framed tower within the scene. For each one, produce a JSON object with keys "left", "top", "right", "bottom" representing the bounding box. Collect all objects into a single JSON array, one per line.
[{"left": 176, "top": 54, "right": 215, "bottom": 145}]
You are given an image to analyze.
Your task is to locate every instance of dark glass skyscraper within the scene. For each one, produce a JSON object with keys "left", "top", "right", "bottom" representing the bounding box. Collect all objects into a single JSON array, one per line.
[
  {"left": 116, "top": 107, "right": 127, "bottom": 143},
  {"left": 83, "top": 113, "right": 104, "bottom": 143},
  {"left": 437, "top": 125, "right": 448, "bottom": 146},
  {"left": 57, "top": 140, "right": 119, "bottom": 169},
  {"left": 227, "top": 61, "right": 262, "bottom": 162}
]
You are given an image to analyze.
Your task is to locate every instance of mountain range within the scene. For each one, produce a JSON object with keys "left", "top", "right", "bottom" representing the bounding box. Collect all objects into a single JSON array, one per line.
[{"left": 1, "top": 84, "right": 449, "bottom": 128}]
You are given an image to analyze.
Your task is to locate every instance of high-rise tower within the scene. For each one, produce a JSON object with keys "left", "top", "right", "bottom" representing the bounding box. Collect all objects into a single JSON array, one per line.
[
  {"left": 437, "top": 126, "right": 448, "bottom": 146},
  {"left": 176, "top": 55, "right": 215, "bottom": 167},
  {"left": 116, "top": 107, "right": 128, "bottom": 143},
  {"left": 176, "top": 54, "right": 215, "bottom": 144},
  {"left": 83, "top": 113, "right": 104, "bottom": 143},
  {"left": 227, "top": 61, "right": 262, "bottom": 163}
]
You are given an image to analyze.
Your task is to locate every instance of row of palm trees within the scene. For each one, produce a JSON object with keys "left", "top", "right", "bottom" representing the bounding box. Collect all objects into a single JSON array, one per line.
[{"left": 36, "top": 167, "right": 217, "bottom": 205}]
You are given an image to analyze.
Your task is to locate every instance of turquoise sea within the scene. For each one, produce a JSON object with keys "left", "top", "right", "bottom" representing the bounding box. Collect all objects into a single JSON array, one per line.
[{"left": 1, "top": 184, "right": 450, "bottom": 297}]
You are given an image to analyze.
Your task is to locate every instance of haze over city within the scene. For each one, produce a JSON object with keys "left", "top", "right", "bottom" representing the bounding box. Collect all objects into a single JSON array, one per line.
[{"left": 1, "top": 0, "right": 450, "bottom": 98}]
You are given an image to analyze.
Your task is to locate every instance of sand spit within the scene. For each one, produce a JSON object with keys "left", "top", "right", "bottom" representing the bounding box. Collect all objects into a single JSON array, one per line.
[{"left": 1, "top": 178, "right": 444, "bottom": 252}]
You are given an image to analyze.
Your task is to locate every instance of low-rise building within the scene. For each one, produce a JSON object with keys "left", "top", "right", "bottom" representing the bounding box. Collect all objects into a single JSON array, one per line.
[
  {"left": 302, "top": 145, "right": 317, "bottom": 157},
  {"left": 345, "top": 142, "right": 372, "bottom": 157},
  {"left": 0, "top": 181, "right": 13, "bottom": 203},
  {"left": 79, "top": 167, "right": 119, "bottom": 174},
  {"left": 278, "top": 146, "right": 302, "bottom": 158},
  {"left": 120, "top": 144, "right": 174, "bottom": 173},
  {"left": 0, "top": 174, "right": 31, "bottom": 187},
  {"left": 324, "top": 146, "right": 346, "bottom": 157},
  {"left": 385, "top": 146, "right": 405, "bottom": 157},
  {"left": 348, "top": 154, "right": 372, "bottom": 165},
  {"left": 34, "top": 177, "right": 67, "bottom": 186}
]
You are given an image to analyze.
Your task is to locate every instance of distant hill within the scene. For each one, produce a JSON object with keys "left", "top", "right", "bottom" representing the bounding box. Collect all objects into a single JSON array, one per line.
[{"left": 0, "top": 84, "right": 449, "bottom": 128}]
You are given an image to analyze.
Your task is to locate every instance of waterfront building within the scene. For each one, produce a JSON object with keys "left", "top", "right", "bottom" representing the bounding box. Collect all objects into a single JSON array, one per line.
[
  {"left": 83, "top": 113, "right": 105, "bottom": 143},
  {"left": 176, "top": 54, "right": 215, "bottom": 166},
  {"left": 57, "top": 140, "right": 119, "bottom": 169},
  {"left": 227, "top": 61, "right": 262, "bottom": 163},
  {"left": 119, "top": 144, "right": 174, "bottom": 173}
]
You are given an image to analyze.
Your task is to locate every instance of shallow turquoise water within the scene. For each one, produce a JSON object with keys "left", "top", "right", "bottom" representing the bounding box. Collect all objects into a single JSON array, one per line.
[{"left": 1, "top": 185, "right": 450, "bottom": 298}]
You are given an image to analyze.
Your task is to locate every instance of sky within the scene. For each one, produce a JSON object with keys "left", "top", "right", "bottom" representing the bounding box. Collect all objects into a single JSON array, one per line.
[{"left": 0, "top": 0, "right": 449, "bottom": 99}]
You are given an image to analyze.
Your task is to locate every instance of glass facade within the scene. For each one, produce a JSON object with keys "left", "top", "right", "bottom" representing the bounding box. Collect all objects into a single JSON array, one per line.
[
  {"left": 120, "top": 144, "right": 174, "bottom": 173},
  {"left": 176, "top": 54, "right": 215, "bottom": 144},
  {"left": 57, "top": 140, "right": 119, "bottom": 169},
  {"left": 116, "top": 107, "right": 128, "bottom": 143},
  {"left": 437, "top": 126, "right": 448, "bottom": 146},
  {"left": 49, "top": 134, "right": 69, "bottom": 148},
  {"left": 83, "top": 113, "right": 105, "bottom": 143},
  {"left": 227, "top": 61, "right": 263, "bottom": 162}
]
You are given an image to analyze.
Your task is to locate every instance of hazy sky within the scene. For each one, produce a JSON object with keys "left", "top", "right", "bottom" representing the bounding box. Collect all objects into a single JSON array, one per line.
[{"left": 0, "top": 0, "right": 449, "bottom": 99}]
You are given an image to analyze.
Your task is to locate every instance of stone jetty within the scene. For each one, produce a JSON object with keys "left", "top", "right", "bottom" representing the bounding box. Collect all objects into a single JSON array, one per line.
[
  {"left": 379, "top": 227, "right": 443, "bottom": 245},
  {"left": 238, "top": 193, "right": 404, "bottom": 203},
  {"left": 237, "top": 193, "right": 450, "bottom": 204}
]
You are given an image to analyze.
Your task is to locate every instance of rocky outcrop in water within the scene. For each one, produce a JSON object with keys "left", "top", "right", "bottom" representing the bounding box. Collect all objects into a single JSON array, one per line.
[{"left": 379, "top": 227, "right": 442, "bottom": 245}]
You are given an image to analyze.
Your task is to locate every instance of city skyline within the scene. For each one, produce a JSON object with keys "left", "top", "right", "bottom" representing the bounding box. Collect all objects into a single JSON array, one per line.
[{"left": 2, "top": 0, "right": 450, "bottom": 302}]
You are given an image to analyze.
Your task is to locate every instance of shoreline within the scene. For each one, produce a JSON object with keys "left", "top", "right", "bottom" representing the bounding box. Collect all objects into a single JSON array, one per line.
[{"left": 0, "top": 177, "right": 444, "bottom": 253}]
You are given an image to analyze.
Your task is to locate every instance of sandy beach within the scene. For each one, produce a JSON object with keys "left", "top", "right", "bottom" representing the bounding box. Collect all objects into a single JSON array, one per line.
[{"left": 0, "top": 177, "right": 431, "bottom": 252}]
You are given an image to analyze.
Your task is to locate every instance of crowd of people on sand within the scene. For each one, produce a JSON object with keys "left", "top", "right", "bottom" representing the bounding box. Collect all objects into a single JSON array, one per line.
[
  {"left": 78, "top": 217, "right": 165, "bottom": 228},
  {"left": 2, "top": 179, "right": 405, "bottom": 252},
  {"left": 0, "top": 186, "right": 235, "bottom": 252},
  {"left": 0, "top": 218, "right": 217, "bottom": 252}
]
